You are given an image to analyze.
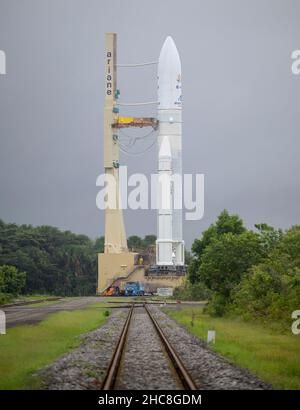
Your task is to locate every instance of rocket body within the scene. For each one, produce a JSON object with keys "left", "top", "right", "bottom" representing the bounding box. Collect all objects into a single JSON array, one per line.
[{"left": 156, "top": 36, "right": 184, "bottom": 266}]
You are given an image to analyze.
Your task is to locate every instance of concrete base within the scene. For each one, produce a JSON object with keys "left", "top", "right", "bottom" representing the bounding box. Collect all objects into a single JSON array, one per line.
[
  {"left": 132, "top": 270, "right": 185, "bottom": 294},
  {"left": 97, "top": 252, "right": 185, "bottom": 294}
]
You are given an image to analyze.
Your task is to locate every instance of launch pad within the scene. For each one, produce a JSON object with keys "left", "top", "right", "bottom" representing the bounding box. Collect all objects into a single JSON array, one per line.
[{"left": 97, "top": 33, "right": 186, "bottom": 295}]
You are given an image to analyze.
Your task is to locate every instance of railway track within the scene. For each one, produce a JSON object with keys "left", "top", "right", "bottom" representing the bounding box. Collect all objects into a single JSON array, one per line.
[{"left": 101, "top": 303, "right": 198, "bottom": 390}]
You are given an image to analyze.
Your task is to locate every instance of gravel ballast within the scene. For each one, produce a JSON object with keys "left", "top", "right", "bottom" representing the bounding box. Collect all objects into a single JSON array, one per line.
[
  {"left": 115, "top": 307, "right": 181, "bottom": 390},
  {"left": 37, "top": 308, "right": 128, "bottom": 390},
  {"left": 150, "top": 305, "right": 272, "bottom": 390},
  {"left": 37, "top": 305, "right": 272, "bottom": 390}
]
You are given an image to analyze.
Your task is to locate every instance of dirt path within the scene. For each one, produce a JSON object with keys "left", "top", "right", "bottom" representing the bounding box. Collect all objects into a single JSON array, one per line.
[{"left": 3, "top": 297, "right": 104, "bottom": 327}]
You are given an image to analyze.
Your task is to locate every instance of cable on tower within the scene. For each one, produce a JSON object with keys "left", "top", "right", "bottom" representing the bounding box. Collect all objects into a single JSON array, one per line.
[{"left": 117, "top": 61, "right": 158, "bottom": 67}]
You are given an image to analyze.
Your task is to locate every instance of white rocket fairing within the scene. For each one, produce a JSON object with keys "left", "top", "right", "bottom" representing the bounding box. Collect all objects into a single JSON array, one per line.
[{"left": 156, "top": 36, "right": 184, "bottom": 266}]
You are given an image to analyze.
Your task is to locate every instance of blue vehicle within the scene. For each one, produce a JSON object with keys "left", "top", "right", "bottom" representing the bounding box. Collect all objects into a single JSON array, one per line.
[{"left": 124, "top": 281, "right": 145, "bottom": 296}]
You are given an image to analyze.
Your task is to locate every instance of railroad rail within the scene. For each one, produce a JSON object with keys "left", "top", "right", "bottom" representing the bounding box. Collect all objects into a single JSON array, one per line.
[{"left": 101, "top": 303, "right": 198, "bottom": 390}]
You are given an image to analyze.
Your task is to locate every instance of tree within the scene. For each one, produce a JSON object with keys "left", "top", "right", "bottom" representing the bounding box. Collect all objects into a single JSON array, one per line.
[
  {"left": 184, "top": 249, "right": 192, "bottom": 266},
  {"left": 0, "top": 268, "right": 4, "bottom": 293},
  {"left": 94, "top": 237, "right": 104, "bottom": 253},
  {"left": 0, "top": 265, "right": 26, "bottom": 295},
  {"left": 200, "top": 231, "right": 263, "bottom": 298},
  {"left": 189, "top": 210, "right": 246, "bottom": 283},
  {"left": 142, "top": 235, "right": 156, "bottom": 248},
  {"left": 229, "top": 257, "right": 300, "bottom": 327},
  {"left": 254, "top": 223, "right": 282, "bottom": 253},
  {"left": 0, "top": 220, "right": 98, "bottom": 296},
  {"left": 227, "top": 225, "right": 300, "bottom": 327},
  {"left": 215, "top": 209, "right": 245, "bottom": 236},
  {"left": 277, "top": 225, "right": 300, "bottom": 267},
  {"left": 127, "top": 235, "right": 143, "bottom": 250}
]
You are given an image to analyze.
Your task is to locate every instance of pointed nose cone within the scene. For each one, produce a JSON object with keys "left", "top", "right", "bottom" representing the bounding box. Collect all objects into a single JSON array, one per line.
[
  {"left": 159, "top": 36, "right": 180, "bottom": 66},
  {"left": 159, "top": 136, "right": 172, "bottom": 158},
  {"left": 158, "top": 36, "right": 182, "bottom": 109}
]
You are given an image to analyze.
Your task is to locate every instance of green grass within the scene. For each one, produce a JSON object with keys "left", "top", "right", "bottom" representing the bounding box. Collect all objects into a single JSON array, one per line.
[
  {"left": 20, "top": 295, "right": 57, "bottom": 301},
  {"left": 0, "top": 295, "right": 65, "bottom": 308},
  {"left": 164, "top": 306, "right": 300, "bottom": 390},
  {"left": 0, "top": 302, "right": 110, "bottom": 389},
  {"left": 14, "top": 295, "right": 61, "bottom": 303}
]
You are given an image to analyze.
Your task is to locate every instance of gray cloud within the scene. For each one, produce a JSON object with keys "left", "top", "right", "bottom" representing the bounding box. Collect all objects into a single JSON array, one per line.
[{"left": 0, "top": 0, "right": 299, "bottom": 247}]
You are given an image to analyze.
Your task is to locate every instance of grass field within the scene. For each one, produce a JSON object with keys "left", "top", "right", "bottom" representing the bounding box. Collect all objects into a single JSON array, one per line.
[
  {"left": 0, "top": 295, "right": 64, "bottom": 308},
  {"left": 164, "top": 306, "right": 300, "bottom": 390},
  {"left": 0, "top": 302, "right": 110, "bottom": 389}
]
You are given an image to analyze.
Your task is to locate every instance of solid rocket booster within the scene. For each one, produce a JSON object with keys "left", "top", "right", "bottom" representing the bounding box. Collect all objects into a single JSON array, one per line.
[{"left": 156, "top": 36, "right": 184, "bottom": 266}]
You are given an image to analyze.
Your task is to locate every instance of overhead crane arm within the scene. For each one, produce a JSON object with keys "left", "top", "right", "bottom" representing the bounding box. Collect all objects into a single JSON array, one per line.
[{"left": 112, "top": 116, "right": 159, "bottom": 130}]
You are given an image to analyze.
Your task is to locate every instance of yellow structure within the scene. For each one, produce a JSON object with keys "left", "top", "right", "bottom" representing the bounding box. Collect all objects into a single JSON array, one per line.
[
  {"left": 102, "top": 33, "right": 127, "bottom": 255},
  {"left": 97, "top": 33, "right": 137, "bottom": 294},
  {"left": 98, "top": 252, "right": 137, "bottom": 294},
  {"left": 97, "top": 33, "right": 185, "bottom": 294}
]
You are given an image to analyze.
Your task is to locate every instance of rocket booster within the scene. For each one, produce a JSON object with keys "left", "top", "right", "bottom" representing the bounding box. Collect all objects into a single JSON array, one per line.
[{"left": 156, "top": 36, "right": 184, "bottom": 266}]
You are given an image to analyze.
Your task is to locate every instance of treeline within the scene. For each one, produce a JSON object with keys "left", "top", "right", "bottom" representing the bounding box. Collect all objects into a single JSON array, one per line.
[
  {"left": 127, "top": 235, "right": 156, "bottom": 251},
  {"left": 177, "top": 210, "right": 300, "bottom": 330},
  {"left": 0, "top": 220, "right": 156, "bottom": 302},
  {"left": 0, "top": 220, "right": 104, "bottom": 300}
]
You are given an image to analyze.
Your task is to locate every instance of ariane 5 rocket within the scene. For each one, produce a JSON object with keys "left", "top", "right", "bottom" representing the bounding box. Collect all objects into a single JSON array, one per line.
[{"left": 156, "top": 36, "right": 184, "bottom": 266}]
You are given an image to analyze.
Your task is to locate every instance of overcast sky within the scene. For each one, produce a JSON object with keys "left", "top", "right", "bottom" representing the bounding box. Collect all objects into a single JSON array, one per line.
[{"left": 0, "top": 0, "right": 299, "bottom": 247}]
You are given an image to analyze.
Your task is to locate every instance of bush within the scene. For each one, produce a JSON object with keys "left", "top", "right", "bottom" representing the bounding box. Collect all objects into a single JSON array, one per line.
[
  {"left": 0, "top": 265, "right": 26, "bottom": 304},
  {"left": 200, "top": 231, "right": 263, "bottom": 299},
  {"left": 228, "top": 262, "right": 300, "bottom": 330},
  {"left": 0, "top": 265, "right": 26, "bottom": 296},
  {"left": 173, "top": 282, "right": 211, "bottom": 301},
  {"left": 189, "top": 213, "right": 300, "bottom": 326},
  {"left": 0, "top": 293, "right": 13, "bottom": 305},
  {"left": 204, "top": 293, "right": 228, "bottom": 316}
]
